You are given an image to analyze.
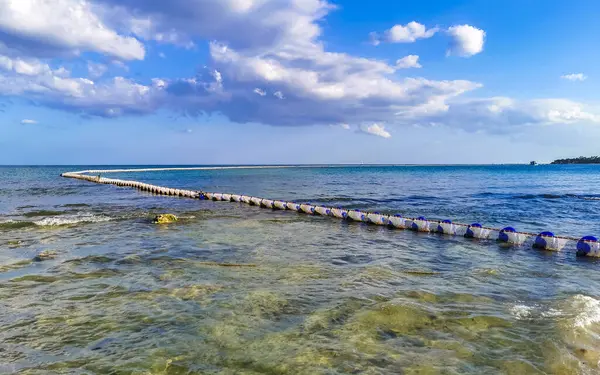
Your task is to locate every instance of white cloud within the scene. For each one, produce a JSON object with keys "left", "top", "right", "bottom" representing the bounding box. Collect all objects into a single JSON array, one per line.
[
  {"left": 96, "top": 0, "right": 333, "bottom": 52},
  {"left": 447, "top": 25, "right": 485, "bottom": 57},
  {"left": 340, "top": 123, "right": 350, "bottom": 130},
  {"left": 0, "top": 54, "right": 52, "bottom": 76},
  {"left": 159, "top": 52, "right": 166, "bottom": 59},
  {"left": 395, "top": 97, "right": 600, "bottom": 133},
  {"left": 0, "top": 0, "right": 595, "bottom": 136},
  {"left": 21, "top": 119, "right": 37, "bottom": 124},
  {"left": 0, "top": 0, "right": 145, "bottom": 60},
  {"left": 371, "top": 22, "right": 438, "bottom": 45},
  {"left": 359, "top": 123, "right": 391, "bottom": 138},
  {"left": 561, "top": 73, "right": 587, "bottom": 82},
  {"left": 87, "top": 61, "right": 108, "bottom": 78},
  {"left": 395, "top": 55, "right": 422, "bottom": 69}
]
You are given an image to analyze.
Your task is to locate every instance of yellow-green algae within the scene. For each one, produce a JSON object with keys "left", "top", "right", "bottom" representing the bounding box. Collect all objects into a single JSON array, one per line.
[
  {"left": 244, "top": 290, "right": 289, "bottom": 318},
  {"left": 153, "top": 214, "right": 178, "bottom": 224},
  {"left": 0, "top": 259, "right": 33, "bottom": 272}
]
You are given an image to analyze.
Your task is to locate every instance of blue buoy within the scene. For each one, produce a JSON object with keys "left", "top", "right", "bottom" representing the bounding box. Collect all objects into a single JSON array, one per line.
[
  {"left": 411, "top": 216, "right": 426, "bottom": 231},
  {"left": 577, "top": 236, "right": 598, "bottom": 256},
  {"left": 437, "top": 219, "right": 452, "bottom": 234},
  {"left": 464, "top": 223, "right": 482, "bottom": 238},
  {"left": 498, "top": 226, "right": 516, "bottom": 242},
  {"left": 533, "top": 231, "right": 555, "bottom": 249}
]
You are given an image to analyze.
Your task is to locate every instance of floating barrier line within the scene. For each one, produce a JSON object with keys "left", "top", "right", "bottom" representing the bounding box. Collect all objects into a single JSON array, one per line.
[
  {"left": 60, "top": 169, "right": 600, "bottom": 257},
  {"left": 66, "top": 165, "right": 331, "bottom": 175}
]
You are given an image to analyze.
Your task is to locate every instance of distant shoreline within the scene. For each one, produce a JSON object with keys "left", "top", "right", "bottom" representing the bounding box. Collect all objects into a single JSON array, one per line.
[{"left": 551, "top": 157, "right": 600, "bottom": 164}]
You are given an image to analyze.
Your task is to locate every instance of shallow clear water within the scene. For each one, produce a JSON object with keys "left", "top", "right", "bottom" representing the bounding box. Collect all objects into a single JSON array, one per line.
[{"left": 1, "top": 165, "right": 600, "bottom": 374}]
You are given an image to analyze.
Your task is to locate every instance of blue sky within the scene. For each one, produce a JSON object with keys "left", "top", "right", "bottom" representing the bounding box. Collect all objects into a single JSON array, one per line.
[{"left": 0, "top": 0, "right": 598, "bottom": 165}]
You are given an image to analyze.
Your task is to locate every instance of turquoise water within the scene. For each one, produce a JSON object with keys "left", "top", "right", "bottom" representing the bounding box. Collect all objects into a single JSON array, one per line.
[{"left": 1, "top": 165, "right": 600, "bottom": 374}]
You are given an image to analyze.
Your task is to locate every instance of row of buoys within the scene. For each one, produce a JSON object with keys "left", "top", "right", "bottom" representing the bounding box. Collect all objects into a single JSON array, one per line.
[
  {"left": 64, "top": 166, "right": 296, "bottom": 175},
  {"left": 60, "top": 172, "right": 200, "bottom": 199},
  {"left": 60, "top": 171, "right": 600, "bottom": 258},
  {"left": 201, "top": 191, "right": 600, "bottom": 257}
]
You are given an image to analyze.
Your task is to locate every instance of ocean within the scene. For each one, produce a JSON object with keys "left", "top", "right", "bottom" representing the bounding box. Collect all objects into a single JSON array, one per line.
[{"left": 1, "top": 165, "right": 600, "bottom": 374}]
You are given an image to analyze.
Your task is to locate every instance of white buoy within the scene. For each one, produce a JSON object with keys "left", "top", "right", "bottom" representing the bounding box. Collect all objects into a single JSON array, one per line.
[
  {"left": 274, "top": 201, "right": 287, "bottom": 210},
  {"left": 348, "top": 210, "right": 366, "bottom": 222},
  {"left": 436, "top": 221, "right": 456, "bottom": 235},
  {"left": 262, "top": 199, "right": 275, "bottom": 208},
  {"left": 410, "top": 217, "right": 431, "bottom": 232},
  {"left": 286, "top": 202, "right": 301, "bottom": 211},
  {"left": 314, "top": 206, "right": 331, "bottom": 216},
  {"left": 388, "top": 215, "right": 406, "bottom": 229},
  {"left": 331, "top": 208, "right": 348, "bottom": 219},
  {"left": 498, "top": 227, "right": 528, "bottom": 245},
  {"left": 367, "top": 212, "right": 389, "bottom": 226},
  {"left": 300, "top": 204, "right": 316, "bottom": 214}
]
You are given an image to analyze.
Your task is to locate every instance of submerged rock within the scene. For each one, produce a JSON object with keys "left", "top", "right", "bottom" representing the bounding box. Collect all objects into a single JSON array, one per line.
[
  {"left": 32, "top": 250, "right": 58, "bottom": 262},
  {"left": 153, "top": 214, "right": 178, "bottom": 224}
]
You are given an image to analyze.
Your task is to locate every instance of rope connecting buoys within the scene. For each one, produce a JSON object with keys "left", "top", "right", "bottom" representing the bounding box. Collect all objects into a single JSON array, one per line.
[{"left": 60, "top": 169, "right": 600, "bottom": 258}]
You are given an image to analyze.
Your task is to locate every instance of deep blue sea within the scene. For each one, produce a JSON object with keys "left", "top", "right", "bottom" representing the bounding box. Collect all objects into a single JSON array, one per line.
[{"left": 1, "top": 165, "right": 600, "bottom": 374}]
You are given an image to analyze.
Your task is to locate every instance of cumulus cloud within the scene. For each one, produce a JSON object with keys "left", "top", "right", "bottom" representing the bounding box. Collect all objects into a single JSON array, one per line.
[
  {"left": 0, "top": 0, "right": 145, "bottom": 60},
  {"left": 0, "top": 58, "right": 163, "bottom": 117},
  {"left": 20, "top": 119, "right": 37, "bottom": 124},
  {"left": 561, "top": 73, "right": 587, "bottom": 82},
  {"left": 395, "top": 55, "right": 422, "bottom": 69},
  {"left": 0, "top": 0, "right": 595, "bottom": 135},
  {"left": 95, "top": 0, "right": 333, "bottom": 52},
  {"left": 340, "top": 123, "right": 351, "bottom": 130},
  {"left": 395, "top": 97, "right": 600, "bottom": 133},
  {"left": 447, "top": 25, "right": 485, "bottom": 57},
  {"left": 359, "top": 123, "right": 391, "bottom": 138},
  {"left": 163, "top": 40, "right": 481, "bottom": 126},
  {"left": 370, "top": 22, "right": 438, "bottom": 45}
]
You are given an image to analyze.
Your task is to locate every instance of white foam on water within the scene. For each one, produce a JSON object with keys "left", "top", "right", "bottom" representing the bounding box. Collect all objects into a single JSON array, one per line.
[
  {"left": 34, "top": 213, "right": 112, "bottom": 226},
  {"left": 510, "top": 304, "right": 534, "bottom": 320},
  {"left": 540, "top": 308, "right": 563, "bottom": 318},
  {"left": 510, "top": 296, "right": 600, "bottom": 327},
  {"left": 569, "top": 295, "right": 600, "bottom": 329}
]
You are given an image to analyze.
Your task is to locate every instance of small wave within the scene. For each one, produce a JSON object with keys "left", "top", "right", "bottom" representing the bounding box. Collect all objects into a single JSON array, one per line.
[
  {"left": 510, "top": 304, "right": 534, "bottom": 320},
  {"left": 0, "top": 214, "right": 113, "bottom": 229},
  {"left": 510, "top": 296, "right": 600, "bottom": 326},
  {"left": 514, "top": 193, "right": 567, "bottom": 200},
  {"left": 512, "top": 193, "right": 600, "bottom": 201},
  {"left": 566, "top": 295, "right": 600, "bottom": 329},
  {"left": 34, "top": 214, "right": 112, "bottom": 226},
  {"left": 22, "top": 210, "right": 66, "bottom": 218},
  {"left": 0, "top": 220, "right": 37, "bottom": 230}
]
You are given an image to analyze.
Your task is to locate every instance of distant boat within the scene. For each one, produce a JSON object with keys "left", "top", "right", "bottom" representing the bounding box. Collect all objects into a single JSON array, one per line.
[{"left": 530, "top": 161, "right": 537, "bottom": 165}]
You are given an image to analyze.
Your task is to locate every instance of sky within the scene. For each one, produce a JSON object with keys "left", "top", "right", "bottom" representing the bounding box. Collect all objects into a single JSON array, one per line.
[{"left": 0, "top": 0, "right": 599, "bottom": 165}]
